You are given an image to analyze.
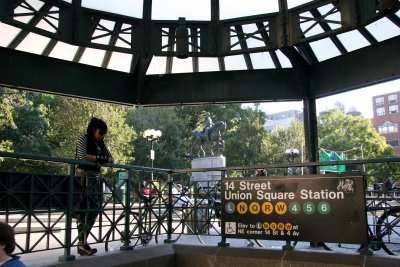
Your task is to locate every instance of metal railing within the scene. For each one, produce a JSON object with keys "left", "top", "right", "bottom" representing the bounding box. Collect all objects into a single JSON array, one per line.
[{"left": 1, "top": 151, "right": 400, "bottom": 261}]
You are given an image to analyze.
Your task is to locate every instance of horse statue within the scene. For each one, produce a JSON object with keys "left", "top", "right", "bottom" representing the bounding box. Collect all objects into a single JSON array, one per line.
[{"left": 191, "top": 120, "right": 227, "bottom": 157}]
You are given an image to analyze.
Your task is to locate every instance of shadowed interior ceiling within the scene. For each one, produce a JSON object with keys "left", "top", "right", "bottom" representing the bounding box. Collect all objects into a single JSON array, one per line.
[{"left": 0, "top": 0, "right": 399, "bottom": 106}]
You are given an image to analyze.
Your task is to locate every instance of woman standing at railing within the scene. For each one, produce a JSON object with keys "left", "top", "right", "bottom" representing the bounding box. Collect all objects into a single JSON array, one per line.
[{"left": 74, "top": 117, "right": 114, "bottom": 256}]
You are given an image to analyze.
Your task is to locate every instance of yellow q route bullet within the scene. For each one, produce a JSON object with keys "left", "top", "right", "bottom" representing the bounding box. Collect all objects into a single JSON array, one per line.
[{"left": 249, "top": 202, "right": 260, "bottom": 214}]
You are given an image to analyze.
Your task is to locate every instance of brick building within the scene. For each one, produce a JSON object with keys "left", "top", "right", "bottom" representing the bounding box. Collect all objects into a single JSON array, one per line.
[{"left": 371, "top": 91, "right": 400, "bottom": 155}]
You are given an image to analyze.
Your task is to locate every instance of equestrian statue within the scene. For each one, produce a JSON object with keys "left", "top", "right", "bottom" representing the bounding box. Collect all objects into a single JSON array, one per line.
[{"left": 191, "top": 112, "right": 227, "bottom": 157}]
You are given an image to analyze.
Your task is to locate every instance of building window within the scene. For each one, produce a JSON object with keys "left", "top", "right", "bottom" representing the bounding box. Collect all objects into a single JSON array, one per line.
[
  {"left": 387, "top": 140, "right": 399, "bottom": 147},
  {"left": 378, "top": 123, "right": 398, "bottom": 134},
  {"left": 388, "top": 94, "right": 398, "bottom": 104},
  {"left": 375, "top": 96, "right": 384, "bottom": 106},
  {"left": 389, "top": 104, "right": 398, "bottom": 114},
  {"left": 376, "top": 107, "right": 385, "bottom": 116}
]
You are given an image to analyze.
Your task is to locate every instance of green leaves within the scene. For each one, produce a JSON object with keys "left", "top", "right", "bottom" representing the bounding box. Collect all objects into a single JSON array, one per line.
[
  {"left": 2, "top": 86, "right": 395, "bottom": 184},
  {"left": 0, "top": 87, "right": 136, "bottom": 170},
  {"left": 318, "top": 109, "right": 392, "bottom": 159},
  {"left": 318, "top": 109, "right": 395, "bottom": 183}
]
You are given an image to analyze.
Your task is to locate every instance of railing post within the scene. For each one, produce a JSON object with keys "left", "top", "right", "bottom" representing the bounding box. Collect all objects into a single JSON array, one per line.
[
  {"left": 282, "top": 240, "right": 294, "bottom": 250},
  {"left": 360, "top": 171, "right": 373, "bottom": 256},
  {"left": 120, "top": 169, "right": 133, "bottom": 251},
  {"left": 165, "top": 174, "right": 175, "bottom": 243},
  {"left": 218, "top": 170, "right": 229, "bottom": 247},
  {"left": 59, "top": 164, "right": 76, "bottom": 262}
]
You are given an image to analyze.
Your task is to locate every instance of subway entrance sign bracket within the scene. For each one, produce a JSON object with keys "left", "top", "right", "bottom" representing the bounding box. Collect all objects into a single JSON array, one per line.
[{"left": 221, "top": 174, "right": 367, "bottom": 244}]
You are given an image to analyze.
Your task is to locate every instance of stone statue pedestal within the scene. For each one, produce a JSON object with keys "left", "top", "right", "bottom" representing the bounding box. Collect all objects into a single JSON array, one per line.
[
  {"left": 190, "top": 156, "right": 226, "bottom": 186},
  {"left": 189, "top": 156, "right": 225, "bottom": 234}
]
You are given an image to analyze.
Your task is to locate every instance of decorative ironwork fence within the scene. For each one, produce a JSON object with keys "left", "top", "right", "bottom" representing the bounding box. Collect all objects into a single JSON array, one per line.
[{"left": 1, "top": 151, "right": 400, "bottom": 262}]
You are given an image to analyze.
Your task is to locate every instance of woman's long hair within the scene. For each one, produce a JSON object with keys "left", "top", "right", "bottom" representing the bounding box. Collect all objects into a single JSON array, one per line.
[
  {"left": 86, "top": 117, "right": 108, "bottom": 139},
  {"left": 0, "top": 222, "right": 16, "bottom": 255}
]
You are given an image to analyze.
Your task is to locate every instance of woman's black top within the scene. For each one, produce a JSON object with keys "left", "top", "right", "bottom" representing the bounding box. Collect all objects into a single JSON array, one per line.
[{"left": 76, "top": 134, "right": 112, "bottom": 173}]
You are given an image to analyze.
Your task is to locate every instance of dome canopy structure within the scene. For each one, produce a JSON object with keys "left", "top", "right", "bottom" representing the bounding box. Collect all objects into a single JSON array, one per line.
[{"left": 0, "top": 0, "right": 399, "bottom": 106}]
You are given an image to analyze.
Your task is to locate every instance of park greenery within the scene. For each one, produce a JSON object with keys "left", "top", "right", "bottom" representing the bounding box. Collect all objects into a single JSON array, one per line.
[{"left": 0, "top": 86, "right": 396, "bottom": 183}]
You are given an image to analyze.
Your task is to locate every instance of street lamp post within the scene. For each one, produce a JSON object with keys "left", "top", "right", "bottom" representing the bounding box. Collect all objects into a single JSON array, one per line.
[
  {"left": 361, "top": 145, "right": 366, "bottom": 172},
  {"left": 285, "top": 148, "right": 300, "bottom": 175},
  {"left": 143, "top": 129, "right": 162, "bottom": 181}
]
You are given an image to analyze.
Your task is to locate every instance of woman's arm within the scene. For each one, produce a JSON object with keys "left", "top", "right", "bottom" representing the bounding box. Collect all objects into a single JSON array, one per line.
[
  {"left": 76, "top": 135, "right": 96, "bottom": 162},
  {"left": 103, "top": 144, "right": 114, "bottom": 163}
]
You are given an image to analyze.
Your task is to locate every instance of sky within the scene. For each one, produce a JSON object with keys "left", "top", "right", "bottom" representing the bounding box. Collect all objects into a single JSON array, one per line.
[{"left": 254, "top": 79, "right": 400, "bottom": 119}]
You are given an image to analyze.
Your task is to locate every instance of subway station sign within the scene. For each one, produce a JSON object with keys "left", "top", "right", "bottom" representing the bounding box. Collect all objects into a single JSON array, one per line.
[{"left": 221, "top": 174, "right": 368, "bottom": 244}]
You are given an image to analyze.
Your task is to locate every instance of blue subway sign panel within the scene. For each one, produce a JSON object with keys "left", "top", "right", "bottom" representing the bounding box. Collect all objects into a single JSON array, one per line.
[{"left": 221, "top": 174, "right": 367, "bottom": 244}]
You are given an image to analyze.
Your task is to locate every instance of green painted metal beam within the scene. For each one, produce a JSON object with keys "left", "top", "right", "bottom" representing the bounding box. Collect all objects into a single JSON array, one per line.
[
  {"left": 141, "top": 69, "right": 302, "bottom": 105},
  {"left": 0, "top": 47, "right": 137, "bottom": 104},
  {"left": 0, "top": 36, "right": 398, "bottom": 106},
  {"left": 0, "top": 46, "right": 302, "bottom": 105}
]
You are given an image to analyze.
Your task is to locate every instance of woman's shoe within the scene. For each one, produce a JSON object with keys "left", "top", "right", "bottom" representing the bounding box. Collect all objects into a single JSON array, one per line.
[{"left": 77, "top": 243, "right": 97, "bottom": 256}]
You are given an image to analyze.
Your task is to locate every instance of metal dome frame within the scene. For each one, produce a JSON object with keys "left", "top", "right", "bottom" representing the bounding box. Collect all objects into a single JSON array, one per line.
[{"left": 0, "top": 0, "right": 399, "bottom": 163}]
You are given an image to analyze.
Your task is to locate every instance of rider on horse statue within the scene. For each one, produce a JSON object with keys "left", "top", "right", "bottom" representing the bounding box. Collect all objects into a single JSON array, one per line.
[
  {"left": 191, "top": 112, "right": 227, "bottom": 157},
  {"left": 203, "top": 112, "right": 213, "bottom": 141}
]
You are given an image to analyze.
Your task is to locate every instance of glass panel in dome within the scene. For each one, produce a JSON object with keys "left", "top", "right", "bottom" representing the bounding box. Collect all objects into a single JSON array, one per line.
[
  {"left": 16, "top": 33, "right": 51, "bottom": 55},
  {"left": 220, "top": 0, "right": 279, "bottom": 20},
  {"left": 250, "top": 52, "right": 276, "bottom": 69},
  {"left": 336, "top": 30, "right": 370, "bottom": 52},
  {"left": 49, "top": 41, "right": 79, "bottom": 61},
  {"left": 82, "top": 0, "right": 143, "bottom": 18},
  {"left": 317, "top": 3, "right": 341, "bottom": 30},
  {"left": 287, "top": 0, "right": 313, "bottom": 9},
  {"left": 36, "top": 7, "right": 59, "bottom": 33},
  {"left": 147, "top": 56, "right": 167, "bottom": 75},
  {"left": 172, "top": 57, "right": 193, "bottom": 73},
  {"left": 199, "top": 57, "right": 220, "bottom": 72},
  {"left": 0, "top": 23, "right": 21, "bottom": 47},
  {"left": 299, "top": 11, "right": 325, "bottom": 38},
  {"left": 230, "top": 26, "right": 241, "bottom": 51},
  {"left": 116, "top": 23, "right": 132, "bottom": 49},
  {"left": 91, "top": 20, "right": 114, "bottom": 46},
  {"left": 242, "top": 24, "right": 266, "bottom": 49},
  {"left": 365, "top": 17, "right": 400, "bottom": 42},
  {"left": 107, "top": 52, "right": 132, "bottom": 73},
  {"left": 224, "top": 55, "right": 247, "bottom": 71},
  {"left": 309, "top": 38, "right": 341, "bottom": 62},
  {"left": 161, "top": 28, "right": 175, "bottom": 52},
  {"left": 14, "top": 0, "right": 45, "bottom": 24},
  {"left": 79, "top": 47, "right": 106, "bottom": 67},
  {"left": 152, "top": 0, "right": 210, "bottom": 21},
  {"left": 275, "top": 50, "right": 292, "bottom": 68},
  {"left": 186, "top": 28, "right": 201, "bottom": 53},
  {"left": 115, "top": 37, "right": 131, "bottom": 49}
]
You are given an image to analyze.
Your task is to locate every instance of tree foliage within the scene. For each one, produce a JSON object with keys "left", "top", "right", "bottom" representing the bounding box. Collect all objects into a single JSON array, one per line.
[
  {"left": 318, "top": 109, "right": 395, "bottom": 183},
  {"left": 318, "top": 109, "right": 393, "bottom": 159},
  {"left": 0, "top": 87, "right": 135, "bottom": 172},
  {"left": 0, "top": 88, "right": 51, "bottom": 155},
  {"left": 174, "top": 104, "right": 268, "bottom": 176},
  {"left": 126, "top": 106, "right": 187, "bottom": 170},
  {"left": 268, "top": 120, "right": 305, "bottom": 163},
  {"left": 0, "top": 88, "right": 17, "bottom": 152},
  {"left": 47, "top": 97, "right": 136, "bottom": 164},
  {"left": 1, "top": 87, "right": 398, "bottom": 184}
]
